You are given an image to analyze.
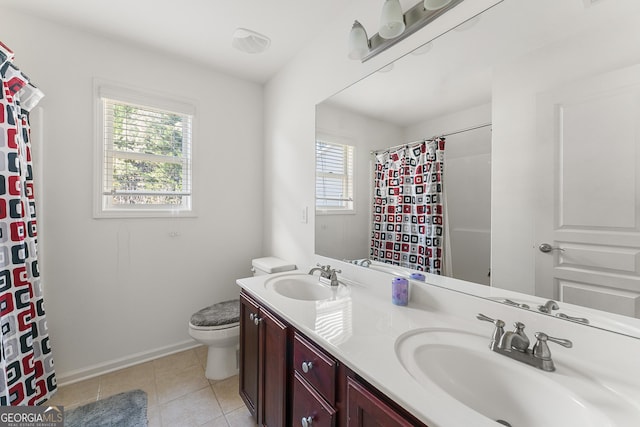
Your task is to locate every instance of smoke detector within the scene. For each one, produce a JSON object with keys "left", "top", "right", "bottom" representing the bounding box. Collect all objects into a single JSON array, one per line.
[{"left": 232, "top": 28, "right": 271, "bottom": 54}]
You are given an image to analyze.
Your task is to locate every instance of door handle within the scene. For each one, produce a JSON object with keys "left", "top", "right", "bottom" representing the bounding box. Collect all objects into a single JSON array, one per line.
[{"left": 538, "top": 243, "right": 564, "bottom": 253}]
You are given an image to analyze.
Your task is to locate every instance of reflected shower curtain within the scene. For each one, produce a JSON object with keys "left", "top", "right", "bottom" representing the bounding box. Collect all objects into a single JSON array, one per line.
[
  {"left": 370, "top": 138, "right": 446, "bottom": 273},
  {"left": 0, "top": 42, "right": 56, "bottom": 405}
]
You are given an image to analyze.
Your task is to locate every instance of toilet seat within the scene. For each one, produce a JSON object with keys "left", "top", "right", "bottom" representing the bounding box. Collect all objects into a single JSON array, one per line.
[
  {"left": 189, "top": 321, "right": 239, "bottom": 331},
  {"left": 189, "top": 299, "right": 239, "bottom": 331}
]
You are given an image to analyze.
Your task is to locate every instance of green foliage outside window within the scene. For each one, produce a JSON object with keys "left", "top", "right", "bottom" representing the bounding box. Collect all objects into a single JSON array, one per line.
[{"left": 107, "top": 102, "right": 191, "bottom": 206}]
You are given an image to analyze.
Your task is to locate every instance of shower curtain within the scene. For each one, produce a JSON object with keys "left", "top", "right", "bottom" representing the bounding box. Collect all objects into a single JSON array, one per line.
[
  {"left": 0, "top": 42, "right": 56, "bottom": 405},
  {"left": 370, "top": 138, "right": 446, "bottom": 274}
]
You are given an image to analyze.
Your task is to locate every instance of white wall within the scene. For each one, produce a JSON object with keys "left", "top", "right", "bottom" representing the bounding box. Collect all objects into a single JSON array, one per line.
[
  {"left": 404, "top": 104, "right": 492, "bottom": 285},
  {"left": 315, "top": 103, "right": 403, "bottom": 260},
  {"left": 263, "top": 0, "right": 502, "bottom": 270},
  {"left": 2, "top": 9, "right": 264, "bottom": 382},
  {"left": 491, "top": 11, "right": 640, "bottom": 295}
]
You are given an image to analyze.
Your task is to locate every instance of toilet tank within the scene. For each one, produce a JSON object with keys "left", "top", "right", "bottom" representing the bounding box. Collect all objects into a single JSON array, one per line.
[{"left": 251, "top": 257, "right": 296, "bottom": 276}]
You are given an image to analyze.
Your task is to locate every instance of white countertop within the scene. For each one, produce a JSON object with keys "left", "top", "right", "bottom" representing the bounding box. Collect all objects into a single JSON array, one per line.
[{"left": 237, "top": 265, "right": 640, "bottom": 427}]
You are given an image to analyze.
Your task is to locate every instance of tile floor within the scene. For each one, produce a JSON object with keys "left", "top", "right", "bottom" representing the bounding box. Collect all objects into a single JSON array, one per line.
[{"left": 46, "top": 346, "right": 257, "bottom": 427}]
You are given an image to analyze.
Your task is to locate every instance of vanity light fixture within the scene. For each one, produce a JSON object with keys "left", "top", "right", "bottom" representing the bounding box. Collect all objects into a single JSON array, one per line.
[{"left": 348, "top": 0, "right": 464, "bottom": 62}]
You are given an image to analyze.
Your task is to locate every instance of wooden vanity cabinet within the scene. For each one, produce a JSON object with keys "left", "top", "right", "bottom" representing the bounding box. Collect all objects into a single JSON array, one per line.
[
  {"left": 239, "top": 292, "right": 289, "bottom": 427},
  {"left": 239, "top": 289, "right": 428, "bottom": 427}
]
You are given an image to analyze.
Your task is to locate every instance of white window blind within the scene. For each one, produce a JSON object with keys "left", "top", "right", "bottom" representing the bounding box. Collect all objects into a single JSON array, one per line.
[
  {"left": 99, "top": 96, "right": 193, "bottom": 216},
  {"left": 316, "top": 140, "right": 354, "bottom": 212}
]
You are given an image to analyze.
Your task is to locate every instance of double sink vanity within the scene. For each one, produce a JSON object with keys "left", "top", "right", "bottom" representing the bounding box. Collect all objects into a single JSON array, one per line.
[{"left": 236, "top": 260, "right": 640, "bottom": 427}]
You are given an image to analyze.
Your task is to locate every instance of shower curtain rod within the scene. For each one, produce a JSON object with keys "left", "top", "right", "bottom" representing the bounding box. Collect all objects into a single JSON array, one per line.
[{"left": 370, "top": 122, "right": 492, "bottom": 155}]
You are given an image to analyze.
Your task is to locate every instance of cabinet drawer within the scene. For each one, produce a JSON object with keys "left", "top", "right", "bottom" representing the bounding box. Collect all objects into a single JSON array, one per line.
[
  {"left": 293, "top": 332, "right": 337, "bottom": 404},
  {"left": 293, "top": 371, "right": 336, "bottom": 427}
]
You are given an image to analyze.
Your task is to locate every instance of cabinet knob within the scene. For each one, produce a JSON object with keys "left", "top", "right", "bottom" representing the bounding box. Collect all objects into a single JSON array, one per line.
[
  {"left": 249, "top": 313, "right": 262, "bottom": 326},
  {"left": 301, "top": 361, "right": 313, "bottom": 373},
  {"left": 301, "top": 416, "right": 313, "bottom": 427}
]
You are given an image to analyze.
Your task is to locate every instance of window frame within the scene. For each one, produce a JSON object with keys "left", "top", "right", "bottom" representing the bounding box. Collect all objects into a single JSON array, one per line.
[
  {"left": 315, "top": 133, "right": 356, "bottom": 215},
  {"left": 93, "top": 80, "right": 196, "bottom": 218}
]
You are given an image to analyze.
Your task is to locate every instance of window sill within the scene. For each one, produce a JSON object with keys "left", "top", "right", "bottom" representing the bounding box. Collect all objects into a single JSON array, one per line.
[
  {"left": 93, "top": 209, "right": 197, "bottom": 219},
  {"left": 316, "top": 209, "right": 356, "bottom": 216}
]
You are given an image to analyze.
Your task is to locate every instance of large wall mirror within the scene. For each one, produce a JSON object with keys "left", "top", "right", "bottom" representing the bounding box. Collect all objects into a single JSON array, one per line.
[{"left": 315, "top": 0, "right": 640, "bottom": 338}]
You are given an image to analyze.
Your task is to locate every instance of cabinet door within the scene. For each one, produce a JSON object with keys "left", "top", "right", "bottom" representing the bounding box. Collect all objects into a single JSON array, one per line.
[
  {"left": 239, "top": 293, "right": 260, "bottom": 420},
  {"left": 261, "top": 307, "right": 289, "bottom": 427},
  {"left": 346, "top": 377, "right": 415, "bottom": 427}
]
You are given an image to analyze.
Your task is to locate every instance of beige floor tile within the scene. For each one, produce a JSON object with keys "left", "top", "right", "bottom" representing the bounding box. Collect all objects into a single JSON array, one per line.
[
  {"left": 211, "top": 376, "right": 244, "bottom": 415},
  {"left": 195, "top": 345, "right": 208, "bottom": 368},
  {"left": 101, "top": 361, "right": 155, "bottom": 389},
  {"left": 45, "top": 377, "right": 100, "bottom": 409},
  {"left": 147, "top": 406, "right": 162, "bottom": 427},
  {"left": 99, "top": 361, "right": 158, "bottom": 407},
  {"left": 100, "top": 378, "right": 159, "bottom": 410},
  {"left": 156, "top": 364, "right": 209, "bottom": 404},
  {"left": 160, "top": 387, "right": 223, "bottom": 427},
  {"left": 225, "top": 406, "right": 257, "bottom": 427},
  {"left": 200, "top": 416, "right": 230, "bottom": 427},
  {"left": 49, "top": 349, "right": 252, "bottom": 427},
  {"left": 153, "top": 349, "right": 200, "bottom": 375}
]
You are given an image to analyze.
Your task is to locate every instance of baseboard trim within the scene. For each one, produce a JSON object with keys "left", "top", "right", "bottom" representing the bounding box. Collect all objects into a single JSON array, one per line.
[{"left": 56, "top": 340, "right": 201, "bottom": 387}]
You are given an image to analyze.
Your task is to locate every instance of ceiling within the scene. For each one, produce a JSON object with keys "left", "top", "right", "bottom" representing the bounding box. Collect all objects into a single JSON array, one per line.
[{"left": 0, "top": 0, "right": 356, "bottom": 83}]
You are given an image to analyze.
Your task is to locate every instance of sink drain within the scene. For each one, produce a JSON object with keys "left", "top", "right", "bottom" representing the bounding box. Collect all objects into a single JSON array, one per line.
[{"left": 496, "top": 420, "right": 512, "bottom": 427}]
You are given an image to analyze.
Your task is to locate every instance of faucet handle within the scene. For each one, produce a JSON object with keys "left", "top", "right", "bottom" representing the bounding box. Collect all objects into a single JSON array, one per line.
[
  {"left": 533, "top": 332, "right": 572, "bottom": 360},
  {"left": 477, "top": 314, "right": 505, "bottom": 350},
  {"left": 476, "top": 313, "right": 505, "bottom": 327},
  {"left": 541, "top": 333, "right": 572, "bottom": 348}
]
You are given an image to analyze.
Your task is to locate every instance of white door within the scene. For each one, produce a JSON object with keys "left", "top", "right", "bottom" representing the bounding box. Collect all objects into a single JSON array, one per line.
[{"left": 535, "top": 65, "right": 640, "bottom": 318}]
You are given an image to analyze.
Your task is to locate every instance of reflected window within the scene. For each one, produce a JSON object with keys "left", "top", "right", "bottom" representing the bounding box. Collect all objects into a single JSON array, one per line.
[{"left": 315, "top": 139, "right": 354, "bottom": 213}]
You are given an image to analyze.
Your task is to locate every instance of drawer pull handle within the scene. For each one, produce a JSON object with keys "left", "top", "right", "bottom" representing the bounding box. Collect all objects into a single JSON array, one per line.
[
  {"left": 301, "top": 361, "right": 313, "bottom": 373},
  {"left": 301, "top": 416, "right": 313, "bottom": 427}
]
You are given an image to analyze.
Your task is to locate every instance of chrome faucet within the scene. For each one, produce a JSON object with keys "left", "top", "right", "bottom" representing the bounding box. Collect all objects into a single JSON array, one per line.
[
  {"left": 308, "top": 264, "right": 341, "bottom": 286},
  {"left": 477, "top": 313, "right": 572, "bottom": 372},
  {"left": 498, "top": 322, "right": 530, "bottom": 352},
  {"left": 359, "top": 259, "right": 372, "bottom": 267},
  {"left": 538, "top": 300, "right": 559, "bottom": 313}
]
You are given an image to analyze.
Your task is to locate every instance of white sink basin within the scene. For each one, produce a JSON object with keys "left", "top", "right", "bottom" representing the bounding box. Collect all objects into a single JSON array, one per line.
[
  {"left": 265, "top": 274, "right": 350, "bottom": 301},
  {"left": 395, "top": 328, "right": 639, "bottom": 427}
]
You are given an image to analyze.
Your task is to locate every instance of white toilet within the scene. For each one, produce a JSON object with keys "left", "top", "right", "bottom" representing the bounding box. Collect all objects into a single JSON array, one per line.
[{"left": 188, "top": 257, "right": 296, "bottom": 380}]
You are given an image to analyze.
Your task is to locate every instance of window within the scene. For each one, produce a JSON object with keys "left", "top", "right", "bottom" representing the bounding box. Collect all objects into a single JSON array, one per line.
[
  {"left": 315, "top": 139, "right": 355, "bottom": 213},
  {"left": 95, "top": 83, "right": 194, "bottom": 218}
]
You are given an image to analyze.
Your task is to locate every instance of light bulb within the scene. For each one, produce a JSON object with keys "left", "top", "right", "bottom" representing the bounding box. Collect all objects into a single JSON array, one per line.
[
  {"left": 348, "top": 21, "right": 369, "bottom": 60},
  {"left": 379, "top": 0, "right": 405, "bottom": 39},
  {"left": 424, "top": 0, "right": 453, "bottom": 11}
]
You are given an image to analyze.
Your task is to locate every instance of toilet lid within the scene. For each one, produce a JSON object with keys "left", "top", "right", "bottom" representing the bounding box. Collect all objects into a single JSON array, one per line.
[{"left": 190, "top": 299, "right": 239, "bottom": 327}]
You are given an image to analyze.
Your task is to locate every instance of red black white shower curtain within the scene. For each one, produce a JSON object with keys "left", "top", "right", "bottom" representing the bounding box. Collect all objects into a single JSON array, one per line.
[
  {"left": 370, "top": 138, "right": 446, "bottom": 274},
  {"left": 0, "top": 42, "right": 56, "bottom": 405}
]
